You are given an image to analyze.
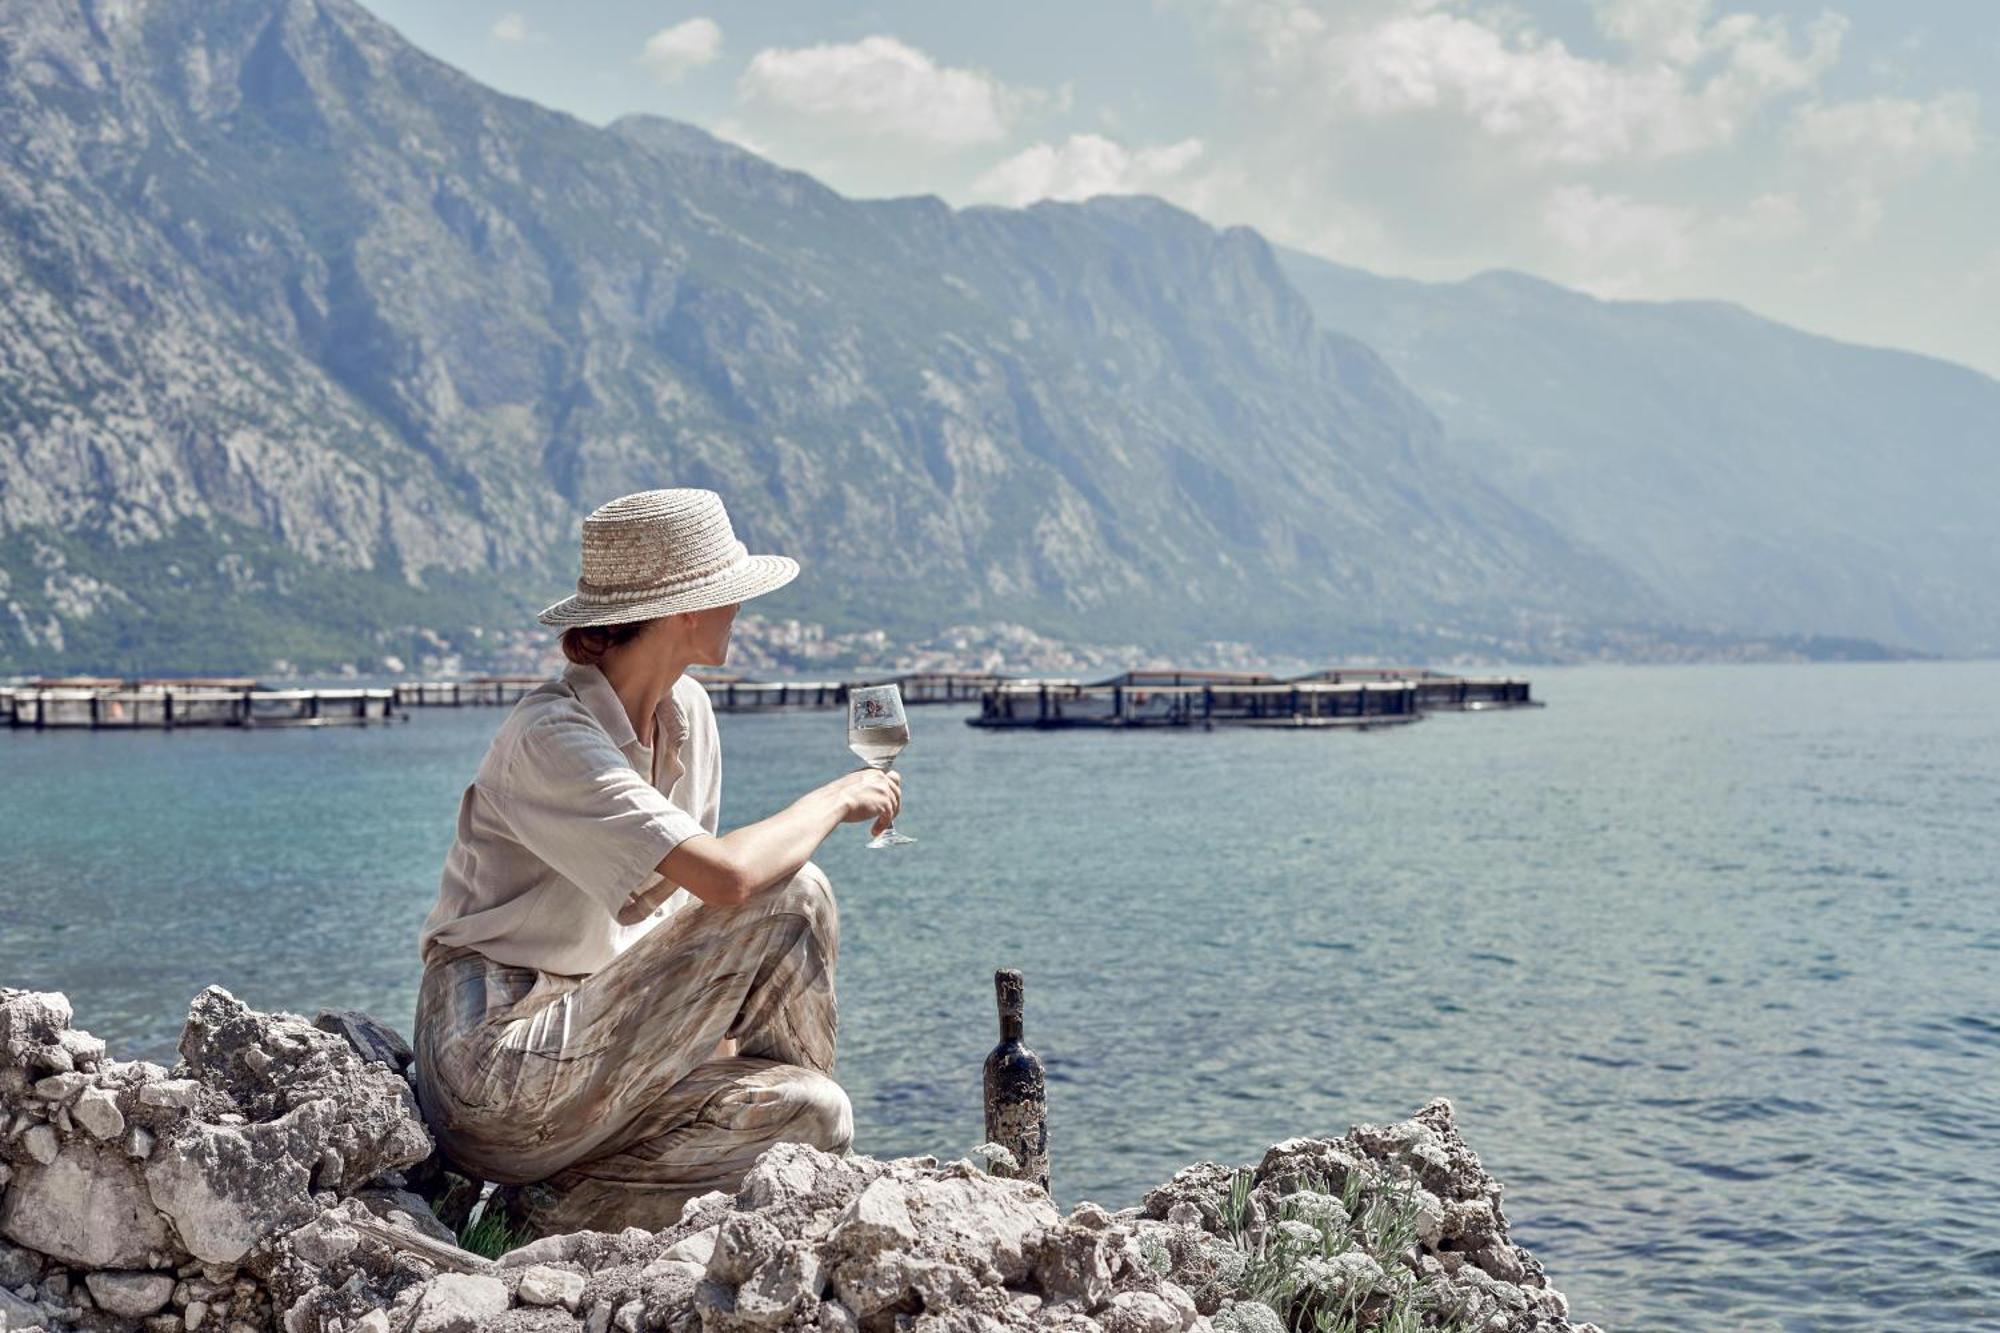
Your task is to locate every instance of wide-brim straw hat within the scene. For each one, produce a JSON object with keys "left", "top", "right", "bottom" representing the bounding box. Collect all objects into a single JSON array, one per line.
[{"left": 537, "top": 488, "right": 798, "bottom": 628}]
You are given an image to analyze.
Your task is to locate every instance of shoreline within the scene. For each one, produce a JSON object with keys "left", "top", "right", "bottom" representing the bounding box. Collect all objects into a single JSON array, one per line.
[{"left": 0, "top": 986, "right": 1603, "bottom": 1332}]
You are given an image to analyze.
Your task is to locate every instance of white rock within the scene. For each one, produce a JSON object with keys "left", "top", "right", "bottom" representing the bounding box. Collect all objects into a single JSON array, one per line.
[
  {"left": 73, "top": 1087, "right": 126, "bottom": 1140},
  {"left": 84, "top": 1270, "right": 176, "bottom": 1318},
  {"left": 353, "top": 1311, "right": 391, "bottom": 1333},
  {"left": 138, "top": 1080, "right": 203, "bottom": 1110},
  {"left": 679, "top": 1189, "right": 732, "bottom": 1223},
  {"left": 145, "top": 1120, "right": 315, "bottom": 1264},
  {"left": 409, "top": 1273, "right": 508, "bottom": 1333},
  {"left": 660, "top": 1224, "right": 719, "bottom": 1268},
  {"left": 0, "top": 1285, "right": 45, "bottom": 1330},
  {"left": 33, "top": 1072, "right": 88, "bottom": 1102},
  {"left": 128, "top": 1126, "right": 156, "bottom": 1159},
  {"left": 0, "top": 1140, "right": 173, "bottom": 1268},
  {"left": 831, "top": 1178, "right": 918, "bottom": 1253},
  {"left": 20, "top": 1125, "right": 57, "bottom": 1166},
  {"left": 734, "top": 1244, "right": 825, "bottom": 1327},
  {"left": 515, "top": 1264, "right": 584, "bottom": 1311},
  {"left": 185, "top": 1297, "right": 210, "bottom": 1329},
  {"left": 613, "top": 1298, "right": 645, "bottom": 1333},
  {"left": 1109, "top": 1291, "right": 1184, "bottom": 1333}
]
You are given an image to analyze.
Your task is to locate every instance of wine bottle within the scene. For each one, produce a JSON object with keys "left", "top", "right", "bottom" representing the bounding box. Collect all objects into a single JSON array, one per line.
[{"left": 982, "top": 968, "right": 1049, "bottom": 1193}]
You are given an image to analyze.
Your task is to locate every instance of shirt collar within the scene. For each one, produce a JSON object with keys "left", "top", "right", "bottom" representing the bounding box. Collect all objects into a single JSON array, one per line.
[
  {"left": 562, "top": 662, "right": 683, "bottom": 754},
  {"left": 563, "top": 662, "right": 638, "bottom": 750}
]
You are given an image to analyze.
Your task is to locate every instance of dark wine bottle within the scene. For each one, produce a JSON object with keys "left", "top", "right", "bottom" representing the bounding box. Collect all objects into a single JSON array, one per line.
[{"left": 982, "top": 968, "right": 1049, "bottom": 1193}]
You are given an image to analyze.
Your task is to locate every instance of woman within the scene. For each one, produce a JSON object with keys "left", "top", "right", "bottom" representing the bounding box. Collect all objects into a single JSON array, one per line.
[{"left": 412, "top": 489, "right": 901, "bottom": 1239}]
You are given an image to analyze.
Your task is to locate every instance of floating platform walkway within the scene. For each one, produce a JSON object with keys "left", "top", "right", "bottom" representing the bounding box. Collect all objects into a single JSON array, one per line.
[
  {"left": 2, "top": 667, "right": 1534, "bottom": 733},
  {"left": 2, "top": 680, "right": 398, "bottom": 729},
  {"left": 965, "top": 668, "right": 1537, "bottom": 731}
]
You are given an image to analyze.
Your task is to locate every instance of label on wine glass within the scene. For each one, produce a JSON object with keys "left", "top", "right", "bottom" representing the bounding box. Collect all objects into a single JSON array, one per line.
[{"left": 853, "top": 697, "right": 901, "bottom": 728}]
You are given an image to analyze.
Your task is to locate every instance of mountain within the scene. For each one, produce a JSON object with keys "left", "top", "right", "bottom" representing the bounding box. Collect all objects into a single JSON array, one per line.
[
  {"left": 1277, "top": 253, "right": 2000, "bottom": 657},
  {"left": 0, "top": 0, "right": 1655, "bottom": 675}
]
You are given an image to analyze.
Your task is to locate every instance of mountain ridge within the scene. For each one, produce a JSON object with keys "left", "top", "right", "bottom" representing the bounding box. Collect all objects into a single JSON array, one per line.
[
  {"left": 0, "top": 0, "right": 1974, "bottom": 673},
  {"left": 1278, "top": 245, "right": 2000, "bottom": 656}
]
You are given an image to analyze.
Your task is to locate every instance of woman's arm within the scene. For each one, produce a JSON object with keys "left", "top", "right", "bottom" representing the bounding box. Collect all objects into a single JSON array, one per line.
[{"left": 615, "top": 768, "right": 900, "bottom": 921}]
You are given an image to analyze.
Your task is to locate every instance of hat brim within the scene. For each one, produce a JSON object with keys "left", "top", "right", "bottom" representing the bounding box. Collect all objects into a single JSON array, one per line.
[{"left": 536, "top": 554, "right": 799, "bottom": 628}]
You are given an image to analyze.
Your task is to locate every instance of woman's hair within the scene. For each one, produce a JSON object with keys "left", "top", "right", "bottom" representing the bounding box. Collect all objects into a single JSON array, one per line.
[{"left": 559, "top": 618, "right": 654, "bottom": 667}]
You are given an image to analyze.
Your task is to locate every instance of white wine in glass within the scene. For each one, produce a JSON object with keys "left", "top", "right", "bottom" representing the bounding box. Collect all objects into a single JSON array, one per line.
[{"left": 847, "top": 684, "right": 915, "bottom": 849}]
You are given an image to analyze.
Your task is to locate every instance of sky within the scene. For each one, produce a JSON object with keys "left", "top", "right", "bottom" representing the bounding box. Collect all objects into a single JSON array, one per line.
[{"left": 365, "top": 1, "right": 2000, "bottom": 377}]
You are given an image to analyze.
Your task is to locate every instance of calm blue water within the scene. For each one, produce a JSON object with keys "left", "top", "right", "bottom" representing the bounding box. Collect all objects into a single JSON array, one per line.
[{"left": 2, "top": 663, "right": 1996, "bottom": 1330}]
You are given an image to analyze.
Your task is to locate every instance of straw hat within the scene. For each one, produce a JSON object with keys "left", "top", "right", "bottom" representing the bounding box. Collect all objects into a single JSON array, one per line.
[{"left": 537, "top": 489, "right": 798, "bottom": 628}]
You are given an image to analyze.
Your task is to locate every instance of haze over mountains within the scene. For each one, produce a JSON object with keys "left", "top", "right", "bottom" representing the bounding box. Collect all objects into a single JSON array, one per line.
[
  {"left": 1279, "top": 254, "right": 2000, "bottom": 659},
  {"left": 0, "top": 0, "right": 1989, "bottom": 673}
]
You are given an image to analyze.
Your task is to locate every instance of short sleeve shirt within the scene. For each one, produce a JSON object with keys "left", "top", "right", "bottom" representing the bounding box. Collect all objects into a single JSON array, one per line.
[{"left": 418, "top": 664, "right": 721, "bottom": 976}]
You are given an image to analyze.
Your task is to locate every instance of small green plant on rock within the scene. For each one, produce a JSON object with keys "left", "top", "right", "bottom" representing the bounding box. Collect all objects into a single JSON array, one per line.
[
  {"left": 455, "top": 1207, "right": 526, "bottom": 1260},
  {"left": 1210, "top": 1167, "right": 1474, "bottom": 1333}
]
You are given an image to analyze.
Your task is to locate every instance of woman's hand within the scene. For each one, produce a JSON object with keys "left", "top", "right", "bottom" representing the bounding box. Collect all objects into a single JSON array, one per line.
[
  {"left": 645, "top": 766, "right": 904, "bottom": 912},
  {"left": 829, "top": 768, "right": 902, "bottom": 836}
]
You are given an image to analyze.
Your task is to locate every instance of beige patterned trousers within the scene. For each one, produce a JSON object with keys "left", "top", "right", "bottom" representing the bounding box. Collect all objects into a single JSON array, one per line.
[{"left": 411, "top": 863, "right": 849, "bottom": 1237}]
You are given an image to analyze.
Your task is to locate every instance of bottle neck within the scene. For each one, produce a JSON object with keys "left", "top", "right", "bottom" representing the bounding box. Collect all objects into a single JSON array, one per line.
[{"left": 994, "top": 968, "right": 1026, "bottom": 1044}]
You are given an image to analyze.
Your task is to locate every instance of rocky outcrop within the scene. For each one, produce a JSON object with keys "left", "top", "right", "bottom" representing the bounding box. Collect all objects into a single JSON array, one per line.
[{"left": 0, "top": 987, "right": 1602, "bottom": 1332}]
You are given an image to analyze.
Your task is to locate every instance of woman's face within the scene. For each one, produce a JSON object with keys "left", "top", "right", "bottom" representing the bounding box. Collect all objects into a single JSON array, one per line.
[{"left": 682, "top": 602, "right": 739, "bottom": 667}]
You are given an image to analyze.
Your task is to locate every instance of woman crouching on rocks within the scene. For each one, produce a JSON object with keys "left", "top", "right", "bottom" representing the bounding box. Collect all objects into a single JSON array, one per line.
[{"left": 412, "top": 489, "right": 899, "bottom": 1239}]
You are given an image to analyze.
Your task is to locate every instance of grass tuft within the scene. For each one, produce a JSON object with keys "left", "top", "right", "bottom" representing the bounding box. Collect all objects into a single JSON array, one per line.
[{"left": 456, "top": 1206, "right": 528, "bottom": 1260}]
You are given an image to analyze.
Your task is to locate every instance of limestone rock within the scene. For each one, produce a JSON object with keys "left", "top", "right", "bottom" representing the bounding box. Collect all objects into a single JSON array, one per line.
[
  {"left": 409, "top": 1273, "right": 509, "bottom": 1333},
  {"left": 0, "top": 1285, "right": 47, "bottom": 1331},
  {"left": 74, "top": 1086, "right": 127, "bottom": 1140},
  {"left": 0, "top": 1139, "right": 175, "bottom": 1268},
  {"left": 84, "top": 1269, "right": 177, "bottom": 1318},
  {"left": 177, "top": 988, "right": 431, "bottom": 1194},
  {"left": 0, "top": 1241, "right": 39, "bottom": 1288},
  {"left": 139, "top": 1079, "right": 207, "bottom": 1112},
  {"left": 516, "top": 1264, "right": 585, "bottom": 1310},
  {"left": 0, "top": 991, "right": 72, "bottom": 1067},
  {"left": 145, "top": 1110, "right": 323, "bottom": 1264},
  {"left": 19, "top": 1125, "right": 57, "bottom": 1166},
  {"left": 732, "top": 1242, "right": 824, "bottom": 1327},
  {"left": 32, "top": 1072, "right": 88, "bottom": 1103}
]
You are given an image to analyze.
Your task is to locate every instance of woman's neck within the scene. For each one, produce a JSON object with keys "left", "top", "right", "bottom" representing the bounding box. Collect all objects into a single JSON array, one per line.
[{"left": 599, "top": 652, "right": 688, "bottom": 749}]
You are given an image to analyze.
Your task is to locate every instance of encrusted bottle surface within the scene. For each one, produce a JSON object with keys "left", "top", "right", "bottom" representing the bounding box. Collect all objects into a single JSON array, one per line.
[{"left": 982, "top": 967, "right": 1049, "bottom": 1193}]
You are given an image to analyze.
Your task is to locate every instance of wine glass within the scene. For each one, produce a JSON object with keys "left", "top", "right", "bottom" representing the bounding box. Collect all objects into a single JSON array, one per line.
[{"left": 847, "top": 684, "right": 915, "bottom": 849}]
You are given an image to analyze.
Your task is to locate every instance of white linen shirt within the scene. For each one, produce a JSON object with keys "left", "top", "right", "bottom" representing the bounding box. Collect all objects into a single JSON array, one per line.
[{"left": 418, "top": 663, "right": 720, "bottom": 977}]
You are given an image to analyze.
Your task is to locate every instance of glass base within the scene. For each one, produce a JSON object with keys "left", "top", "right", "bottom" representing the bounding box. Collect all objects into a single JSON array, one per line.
[{"left": 867, "top": 827, "right": 917, "bottom": 849}]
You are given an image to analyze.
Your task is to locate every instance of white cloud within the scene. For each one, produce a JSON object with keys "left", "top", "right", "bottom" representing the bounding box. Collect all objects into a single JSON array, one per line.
[
  {"left": 1323, "top": 4, "right": 1844, "bottom": 165},
  {"left": 738, "top": 36, "right": 1021, "bottom": 149},
  {"left": 641, "top": 17, "right": 722, "bottom": 83},
  {"left": 1788, "top": 92, "right": 1979, "bottom": 174},
  {"left": 969, "top": 135, "right": 1206, "bottom": 206},
  {"left": 1780, "top": 91, "right": 1980, "bottom": 240},
  {"left": 491, "top": 13, "right": 532, "bottom": 44},
  {"left": 1542, "top": 184, "right": 1698, "bottom": 293}
]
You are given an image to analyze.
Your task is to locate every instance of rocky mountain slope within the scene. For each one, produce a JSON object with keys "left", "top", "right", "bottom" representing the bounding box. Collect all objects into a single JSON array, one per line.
[
  {"left": 1278, "top": 253, "right": 2000, "bottom": 658},
  {"left": 0, "top": 0, "right": 1645, "bottom": 674}
]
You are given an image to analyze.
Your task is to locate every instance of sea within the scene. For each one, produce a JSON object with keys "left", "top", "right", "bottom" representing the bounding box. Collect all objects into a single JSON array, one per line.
[{"left": 2, "top": 662, "right": 1995, "bottom": 1331}]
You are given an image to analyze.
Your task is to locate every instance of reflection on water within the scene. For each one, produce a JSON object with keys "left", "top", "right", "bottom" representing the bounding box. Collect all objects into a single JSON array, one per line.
[{"left": 3, "top": 662, "right": 1997, "bottom": 1330}]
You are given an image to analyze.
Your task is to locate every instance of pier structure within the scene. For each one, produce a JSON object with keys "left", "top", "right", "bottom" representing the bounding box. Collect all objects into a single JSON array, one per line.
[
  {"left": 391, "top": 676, "right": 544, "bottom": 708},
  {"left": 2, "top": 680, "right": 398, "bottom": 729},
  {"left": 967, "top": 669, "right": 1537, "bottom": 730},
  {"left": 1, "top": 667, "right": 1536, "bottom": 733},
  {"left": 697, "top": 671, "right": 1003, "bottom": 714}
]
